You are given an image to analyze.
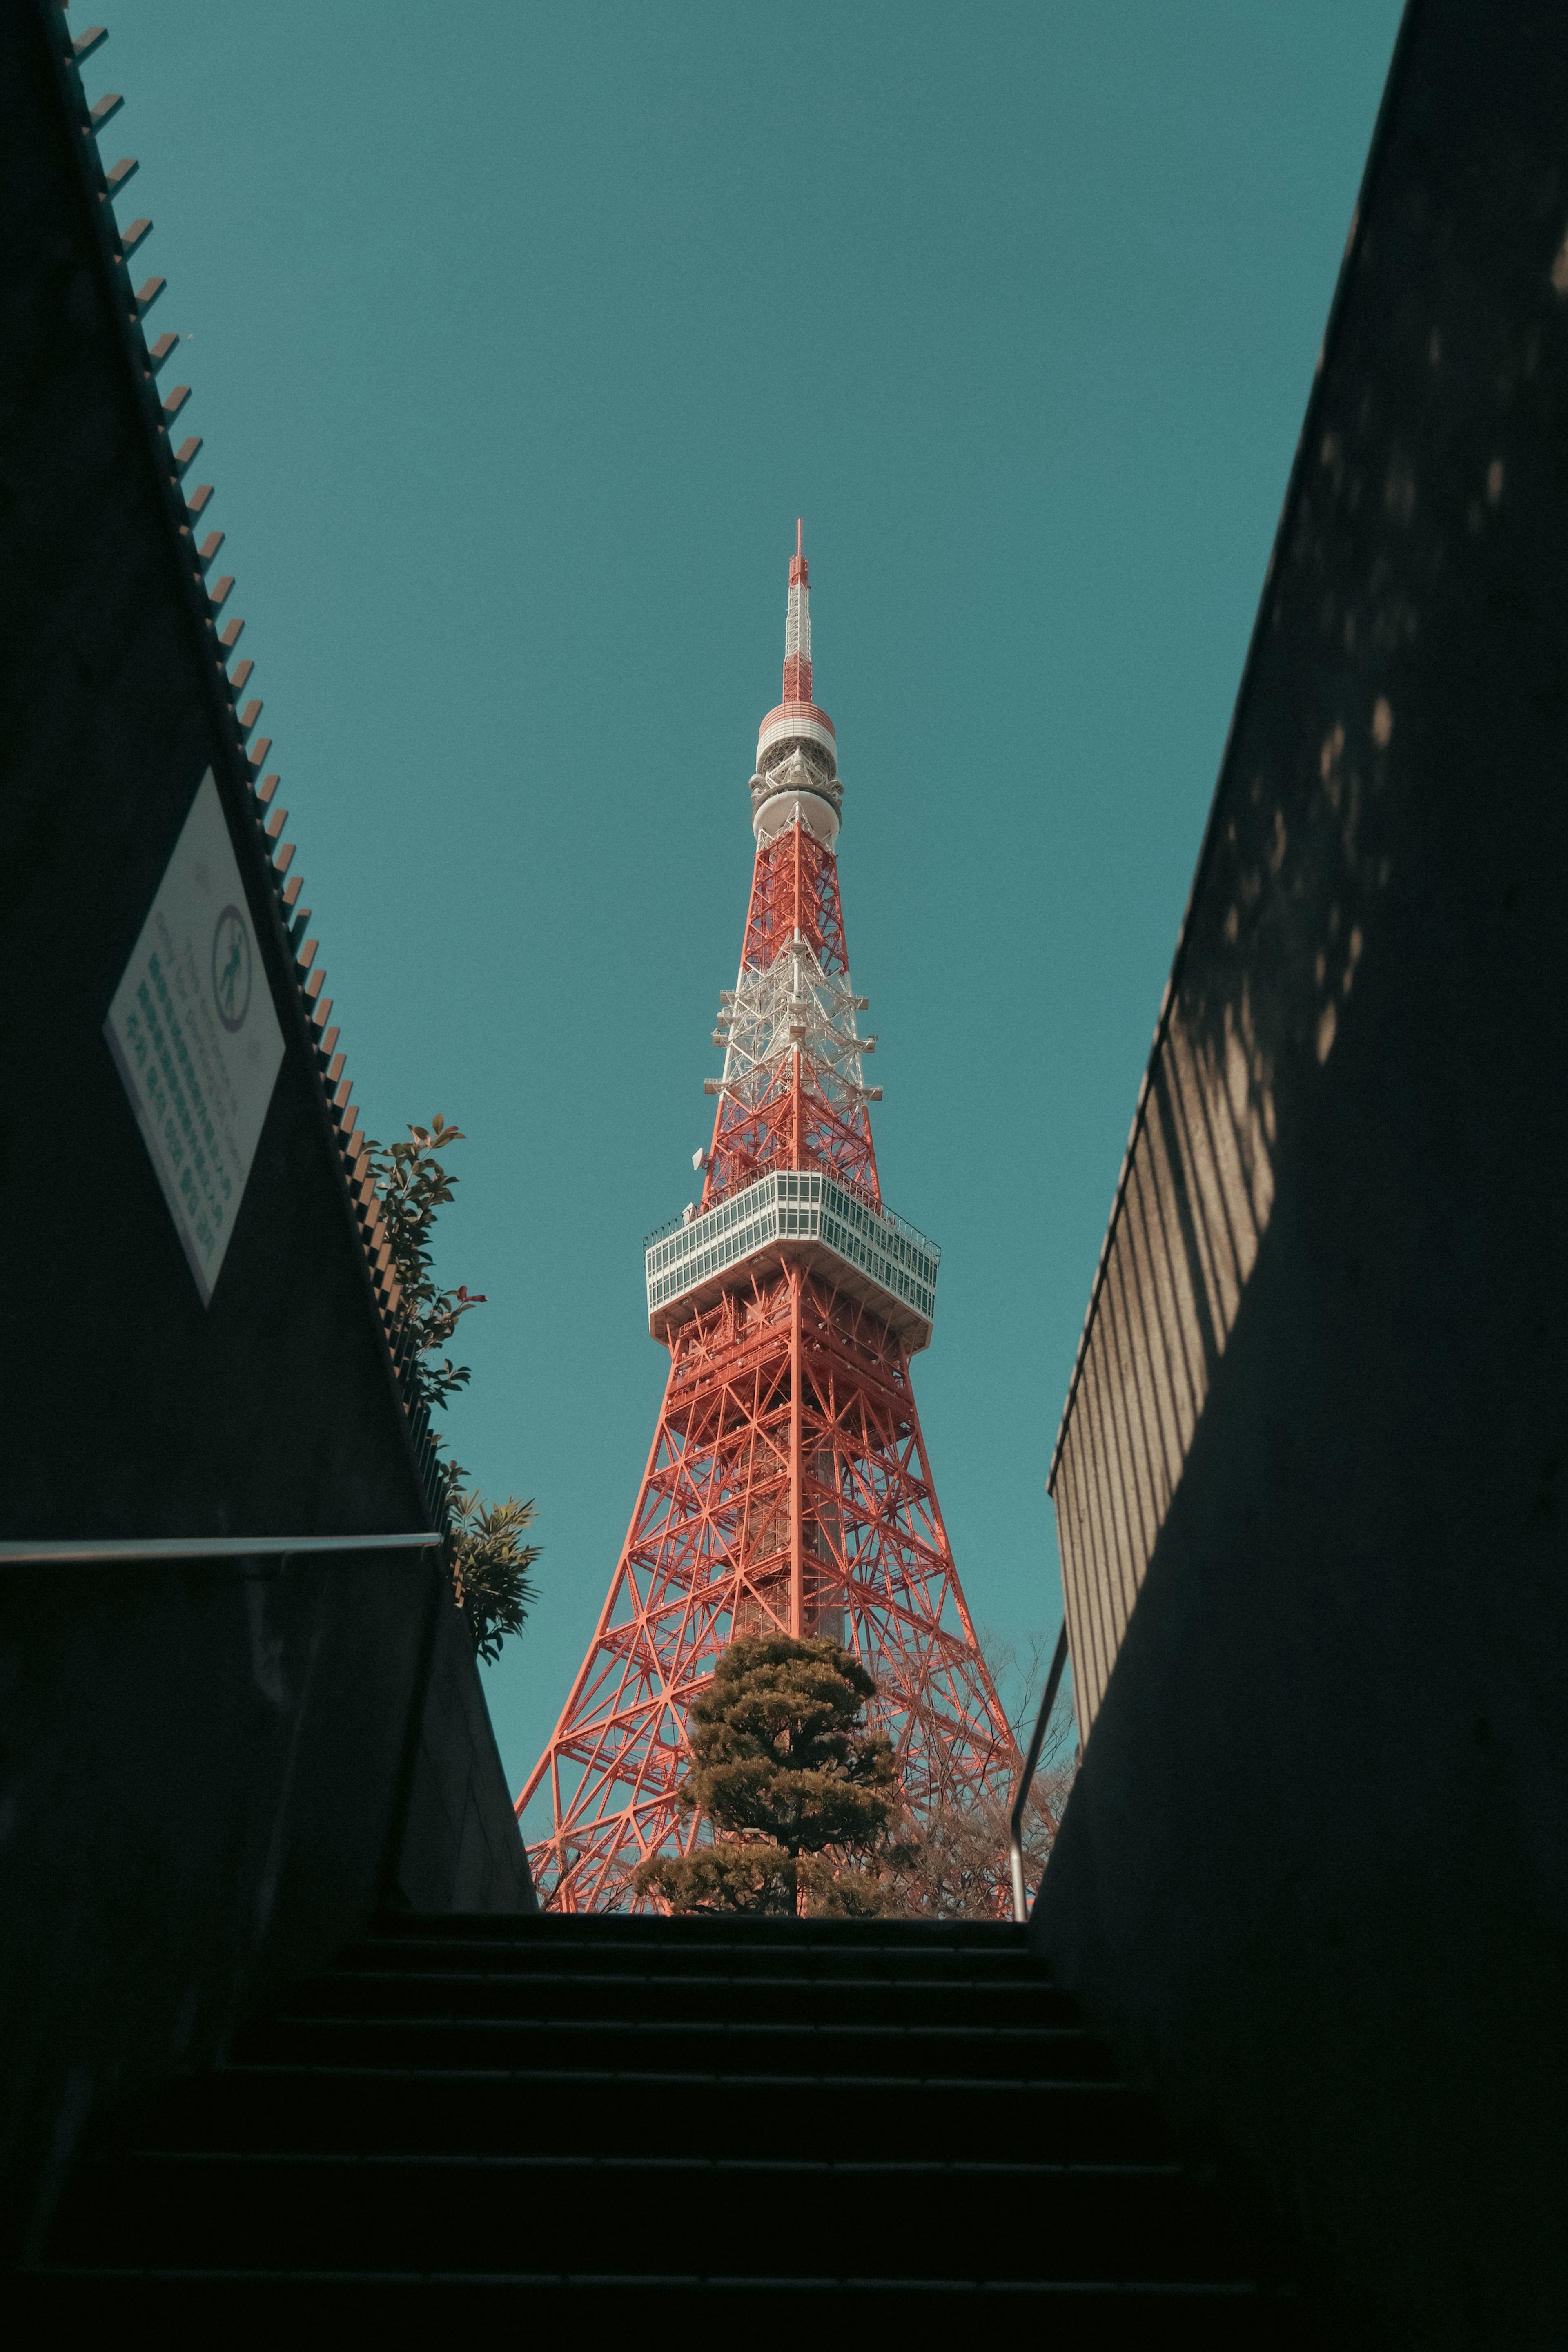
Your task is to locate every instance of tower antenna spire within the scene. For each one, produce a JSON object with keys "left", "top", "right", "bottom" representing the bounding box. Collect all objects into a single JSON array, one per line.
[
  {"left": 782, "top": 523, "right": 812, "bottom": 705},
  {"left": 749, "top": 522, "right": 841, "bottom": 847}
]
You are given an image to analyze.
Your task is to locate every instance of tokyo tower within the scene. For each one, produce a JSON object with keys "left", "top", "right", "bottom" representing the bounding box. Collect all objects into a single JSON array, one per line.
[{"left": 519, "top": 528, "right": 1016, "bottom": 1910}]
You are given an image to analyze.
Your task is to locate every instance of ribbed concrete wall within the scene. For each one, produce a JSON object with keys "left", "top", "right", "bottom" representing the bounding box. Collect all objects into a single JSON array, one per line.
[
  {"left": 1052, "top": 979, "right": 1275, "bottom": 1742},
  {"left": 1036, "top": 3, "right": 1568, "bottom": 2338}
]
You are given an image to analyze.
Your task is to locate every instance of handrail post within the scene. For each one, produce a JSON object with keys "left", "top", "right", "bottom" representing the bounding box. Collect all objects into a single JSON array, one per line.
[{"left": 1009, "top": 1621, "right": 1070, "bottom": 1924}]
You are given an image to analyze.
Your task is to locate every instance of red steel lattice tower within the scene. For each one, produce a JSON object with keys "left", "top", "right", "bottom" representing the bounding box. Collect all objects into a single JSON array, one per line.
[{"left": 518, "top": 528, "right": 1016, "bottom": 1908}]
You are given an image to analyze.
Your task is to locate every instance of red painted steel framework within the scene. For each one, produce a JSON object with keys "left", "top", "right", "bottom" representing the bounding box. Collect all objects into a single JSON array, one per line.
[{"left": 518, "top": 531, "right": 1015, "bottom": 1909}]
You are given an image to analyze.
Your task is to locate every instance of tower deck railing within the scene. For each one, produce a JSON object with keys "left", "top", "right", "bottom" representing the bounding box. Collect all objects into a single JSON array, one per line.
[
  {"left": 645, "top": 1167, "right": 940, "bottom": 1346},
  {"left": 644, "top": 1157, "right": 890, "bottom": 1251}
]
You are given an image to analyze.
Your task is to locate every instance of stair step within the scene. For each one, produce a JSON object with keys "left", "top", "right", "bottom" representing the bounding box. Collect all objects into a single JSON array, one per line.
[
  {"left": 25, "top": 2269, "right": 1298, "bottom": 2345},
  {"left": 347, "top": 1934, "right": 1049, "bottom": 1984},
  {"left": 278, "top": 1964, "right": 1082, "bottom": 2030},
  {"left": 239, "top": 2011, "right": 1119, "bottom": 2080},
  {"left": 134, "top": 2061, "right": 1168, "bottom": 2162},
  {"left": 53, "top": 2149, "right": 1243, "bottom": 2282},
  {"left": 379, "top": 1913, "right": 1033, "bottom": 1952}
]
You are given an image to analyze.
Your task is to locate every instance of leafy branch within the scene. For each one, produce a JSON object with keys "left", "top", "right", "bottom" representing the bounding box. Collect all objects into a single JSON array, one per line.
[
  {"left": 365, "top": 1112, "right": 541, "bottom": 1663},
  {"left": 364, "top": 1113, "right": 486, "bottom": 1415},
  {"left": 447, "top": 1485, "right": 543, "bottom": 1666}
]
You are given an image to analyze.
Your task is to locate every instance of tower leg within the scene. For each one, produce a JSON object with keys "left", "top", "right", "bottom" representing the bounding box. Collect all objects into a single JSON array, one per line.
[
  {"left": 518, "top": 1269, "right": 1018, "bottom": 1910},
  {"left": 788, "top": 1266, "right": 803, "bottom": 1638}
]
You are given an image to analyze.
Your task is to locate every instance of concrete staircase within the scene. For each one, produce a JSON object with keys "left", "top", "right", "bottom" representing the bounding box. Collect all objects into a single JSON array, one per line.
[{"left": 35, "top": 1913, "right": 1299, "bottom": 2333}]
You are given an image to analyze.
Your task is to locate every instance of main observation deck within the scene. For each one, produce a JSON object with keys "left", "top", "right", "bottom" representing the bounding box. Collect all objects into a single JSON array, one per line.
[{"left": 645, "top": 1168, "right": 940, "bottom": 1352}]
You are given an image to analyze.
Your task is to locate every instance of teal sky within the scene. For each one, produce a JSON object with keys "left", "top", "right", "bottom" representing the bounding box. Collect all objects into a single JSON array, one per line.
[{"left": 90, "top": 4, "right": 1402, "bottom": 1819}]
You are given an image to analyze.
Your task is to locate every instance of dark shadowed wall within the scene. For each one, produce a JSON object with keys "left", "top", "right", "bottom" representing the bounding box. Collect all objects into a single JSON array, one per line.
[
  {"left": 0, "top": 2, "right": 531, "bottom": 2267},
  {"left": 1033, "top": 5, "right": 1568, "bottom": 2342}
]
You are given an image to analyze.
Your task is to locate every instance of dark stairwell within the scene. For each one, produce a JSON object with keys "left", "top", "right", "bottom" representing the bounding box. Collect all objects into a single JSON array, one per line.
[{"left": 31, "top": 1911, "right": 1298, "bottom": 2332}]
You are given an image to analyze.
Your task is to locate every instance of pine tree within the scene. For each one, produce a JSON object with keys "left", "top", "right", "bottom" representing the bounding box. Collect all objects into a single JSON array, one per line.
[{"left": 632, "top": 1634, "right": 906, "bottom": 1915}]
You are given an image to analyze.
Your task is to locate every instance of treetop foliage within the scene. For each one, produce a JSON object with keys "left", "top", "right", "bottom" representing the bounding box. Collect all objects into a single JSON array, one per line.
[
  {"left": 677, "top": 1634, "right": 894, "bottom": 1855},
  {"left": 630, "top": 1627, "right": 1077, "bottom": 1920},
  {"left": 633, "top": 1634, "right": 907, "bottom": 1916}
]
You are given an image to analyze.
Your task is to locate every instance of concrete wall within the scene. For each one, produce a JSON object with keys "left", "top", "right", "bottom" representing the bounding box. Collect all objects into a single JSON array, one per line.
[
  {"left": 1033, "top": 4, "right": 1568, "bottom": 2342},
  {"left": 0, "top": 1547, "right": 533, "bottom": 2267},
  {"left": 1, "top": 1553, "right": 375, "bottom": 2260},
  {"left": 397, "top": 1586, "right": 538, "bottom": 1916},
  {"left": 0, "top": 4, "right": 533, "bottom": 2267},
  {"left": 0, "top": 4, "right": 415, "bottom": 1542}
]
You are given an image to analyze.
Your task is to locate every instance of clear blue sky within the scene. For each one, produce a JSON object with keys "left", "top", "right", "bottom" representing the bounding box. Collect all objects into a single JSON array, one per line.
[{"left": 91, "top": 3, "right": 1401, "bottom": 1818}]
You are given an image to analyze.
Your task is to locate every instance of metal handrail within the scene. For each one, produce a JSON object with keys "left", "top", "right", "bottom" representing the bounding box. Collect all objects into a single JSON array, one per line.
[
  {"left": 1009, "top": 1621, "right": 1071, "bottom": 1924},
  {"left": 0, "top": 1532, "right": 441, "bottom": 1565}
]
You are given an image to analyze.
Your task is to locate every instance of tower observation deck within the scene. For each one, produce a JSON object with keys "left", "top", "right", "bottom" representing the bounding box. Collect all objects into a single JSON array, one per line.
[{"left": 518, "top": 529, "right": 1015, "bottom": 1910}]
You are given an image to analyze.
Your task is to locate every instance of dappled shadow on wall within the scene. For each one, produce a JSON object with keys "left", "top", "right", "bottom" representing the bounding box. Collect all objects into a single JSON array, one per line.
[
  {"left": 1049, "top": 698, "right": 1394, "bottom": 1741},
  {"left": 1050, "top": 162, "right": 1565, "bottom": 1749},
  {"left": 1047, "top": 569, "right": 1416, "bottom": 1747},
  {"left": 1049, "top": 964, "right": 1278, "bottom": 1745}
]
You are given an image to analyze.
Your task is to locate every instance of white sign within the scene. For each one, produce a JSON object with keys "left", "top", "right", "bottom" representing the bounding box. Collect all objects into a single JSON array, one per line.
[{"left": 105, "top": 770, "right": 287, "bottom": 1305}]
